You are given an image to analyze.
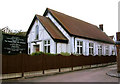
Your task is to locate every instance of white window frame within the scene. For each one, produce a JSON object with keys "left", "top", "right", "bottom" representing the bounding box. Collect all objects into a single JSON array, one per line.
[
  {"left": 105, "top": 46, "right": 109, "bottom": 55},
  {"left": 98, "top": 45, "right": 102, "bottom": 56},
  {"left": 112, "top": 46, "right": 115, "bottom": 55},
  {"left": 76, "top": 41, "right": 83, "bottom": 55},
  {"left": 89, "top": 42, "right": 94, "bottom": 55},
  {"left": 44, "top": 40, "right": 50, "bottom": 53}
]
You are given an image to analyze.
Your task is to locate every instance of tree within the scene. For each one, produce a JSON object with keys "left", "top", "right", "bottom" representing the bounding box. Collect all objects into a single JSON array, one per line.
[{"left": 1, "top": 26, "right": 26, "bottom": 36}]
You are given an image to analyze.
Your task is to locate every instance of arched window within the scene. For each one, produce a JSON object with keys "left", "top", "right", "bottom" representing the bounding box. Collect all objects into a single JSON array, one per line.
[{"left": 35, "top": 25, "right": 39, "bottom": 39}]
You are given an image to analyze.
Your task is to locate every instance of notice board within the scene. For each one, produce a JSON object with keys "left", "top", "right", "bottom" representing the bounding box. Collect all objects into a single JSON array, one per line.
[{"left": 2, "top": 34, "right": 27, "bottom": 55}]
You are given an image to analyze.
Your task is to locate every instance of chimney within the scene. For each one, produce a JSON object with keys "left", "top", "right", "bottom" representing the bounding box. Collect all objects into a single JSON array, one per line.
[{"left": 99, "top": 24, "right": 103, "bottom": 31}]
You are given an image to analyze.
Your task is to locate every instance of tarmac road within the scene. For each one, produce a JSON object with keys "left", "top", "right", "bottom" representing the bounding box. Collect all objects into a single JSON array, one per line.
[{"left": 3, "top": 64, "right": 120, "bottom": 82}]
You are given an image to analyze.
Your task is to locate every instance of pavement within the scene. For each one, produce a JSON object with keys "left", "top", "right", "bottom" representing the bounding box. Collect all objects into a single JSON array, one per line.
[
  {"left": 107, "top": 69, "right": 120, "bottom": 78},
  {"left": 2, "top": 64, "right": 120, "bottom": 82}
]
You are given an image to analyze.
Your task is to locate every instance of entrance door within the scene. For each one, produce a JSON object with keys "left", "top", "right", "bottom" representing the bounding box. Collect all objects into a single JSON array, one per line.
[{"left": 34, "top": 45, "right": 39, "bottom": 52}]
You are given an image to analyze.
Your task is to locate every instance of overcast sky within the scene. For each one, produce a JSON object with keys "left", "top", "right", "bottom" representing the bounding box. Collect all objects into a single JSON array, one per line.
[{"left": 0, "top": 0, "right": 119, "bottom": 36}]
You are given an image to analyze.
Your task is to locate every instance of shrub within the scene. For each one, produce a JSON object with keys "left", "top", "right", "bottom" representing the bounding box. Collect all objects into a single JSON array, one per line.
[
  {"left": 31, "top": 52, "right": 57, "bottom": 56},
  {"left": 44, "top": 53, "right": 57, "bottom": 56},
  {"left": 31, "top": 52, "right": 70, "bottom": 56},
  {"left": 60, "top": 52, "right": 70, "bottom": 56},
  {"left": 31, "top": 51, "right": 44, "bottom": 56}
]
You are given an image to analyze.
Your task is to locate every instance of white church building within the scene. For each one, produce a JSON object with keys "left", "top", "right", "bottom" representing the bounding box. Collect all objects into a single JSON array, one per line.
[{"left": 26, "top": 8, "right": 116, "bottom": 56}]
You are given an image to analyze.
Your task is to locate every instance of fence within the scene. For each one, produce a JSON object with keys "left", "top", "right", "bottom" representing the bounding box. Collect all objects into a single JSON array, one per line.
[{"left": 2, "top": 54, "right": 116, "bottom": 77}]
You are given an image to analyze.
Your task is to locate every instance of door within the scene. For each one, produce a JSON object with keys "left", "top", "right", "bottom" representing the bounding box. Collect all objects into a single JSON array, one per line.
[{"left": 34, "top": 45, "right": 40, "bottom": 52}]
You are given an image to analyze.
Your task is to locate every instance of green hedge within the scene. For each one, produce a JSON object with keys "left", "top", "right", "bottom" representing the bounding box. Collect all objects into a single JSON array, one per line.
[
  {"left": 31, "top": 52, "right": 70, "bottom": 56},
  {"left": 31, "top": 51, "right": 44, "bottom": 56},
  {"left": 60, "top": 52, "right": 70, "bottom": 56}
]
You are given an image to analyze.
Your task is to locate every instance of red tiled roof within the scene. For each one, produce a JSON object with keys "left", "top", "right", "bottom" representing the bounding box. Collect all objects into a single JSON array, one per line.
[
  {"left": 45, "top": 8, "right": 114, "bottom": 44},
  {"left": 36, "top": 15, "right": 68, "bottom": 42}
]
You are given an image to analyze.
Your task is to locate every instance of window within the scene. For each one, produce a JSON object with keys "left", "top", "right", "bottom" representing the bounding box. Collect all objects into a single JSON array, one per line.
[
  {"left": 112, "top": 46, "right": 115, "bottom": 55},
  {"left": 77, "top": 41, "right": 83, "bottom": 54},
  {"left": 112, "top": 50, "right": 115, "bottom": 55},
  {"left": 35, "top": 25, "right": 39, "bottom": 40},
  {"left": 98, "top": 45, "right": 102, "bottom": 56},
  {"left": 89, "top": 43, "right": 94, "bottom": 55},
  {"left": 44, "top": 40, "right": 50, "bottom": 53},
  {"left": 105, "top": 46, "right": 109, "bottom": 55}
]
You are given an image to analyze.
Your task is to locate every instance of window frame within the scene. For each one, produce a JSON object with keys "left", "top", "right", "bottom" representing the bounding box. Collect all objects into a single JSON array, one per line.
[
  {"left": 76, "top": 40, "right": 83, "bottom": 55},
  {"left": 112, "top": 46, "right": 115, "bottom": 55},
  {"left": 44, "top": 40, "right": 50, "bottom": 53},
  {"left": 98, "top": 45, "right": 102, "bottom": 56},
  {"left": 105, "top": 46, "right": 109, "bottom": 55},
  {"left": 89, "top": 42, "right": 94, "bottom": 55}
]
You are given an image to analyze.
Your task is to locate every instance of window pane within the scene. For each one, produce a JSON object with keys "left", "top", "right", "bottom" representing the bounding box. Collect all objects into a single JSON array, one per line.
[
  {"left": 44, "top": 41, "right": 46, "bottom": 44},
  {"left": 92, "top": 48, "right": 93, "bottom": 54},
  {"left": 89, "top": 48, "right": 91, "bottom": 55},
  {"left": 44, "top": 40, "right": 51, "bottom": 53},
  {"left": 106, "top": 46, "right": 109, "bottom": 55},
  {"left": 106, "top": 50, "right": 108, "bottom": 54},
  {"left": 80, "top": 41, "right": 83, "bottom": 46},
  {"left": 36, "top": 25, "right": 39, "bottom": 39},
  {"left": 48, "top": 40, "right": 50, "bottom": 44},
  {"left": 92, "top": 43, "right": 94, "bottom": 47},
  {"left": 89, "top": 43, "right": 91, "bottom": 46},
  {"left": 48, "top": 46, "right": 50, "bottom": 53},
  {"left": 80, "top": 47, "right": 82, "bottom": 54},
  {"left": 100, "top": 49, "right": 102, "bottom": 55},
  {"left": 98, "top": 49, "right": 100, "bottom": 55},
  {"left": 77, "top": 41, "right": 79, "bottom": 45},
  {"left": 44, "top": 46, "right": 47, "bottom": 53},
  {"left": 77, "top": 47, "right": 79, "bottom": 54},
  {"left": 89, "top": 43, "right": 93, "bottom": 47}
]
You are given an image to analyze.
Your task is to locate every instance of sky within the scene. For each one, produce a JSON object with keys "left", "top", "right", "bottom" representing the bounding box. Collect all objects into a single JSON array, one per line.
[{"left": 0, "top": 0, "right": 119, "bottom": 36}]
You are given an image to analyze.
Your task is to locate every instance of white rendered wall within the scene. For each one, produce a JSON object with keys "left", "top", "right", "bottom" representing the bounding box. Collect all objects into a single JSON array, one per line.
[
  {"left": 27, "top": 19, "right": 56, "bottom": 54},
  {"left": 75, "top": 37, "right": 115, "bottom": 56},
  {"left": 57, "top": 43, "right": 67, "bottom": 54}
]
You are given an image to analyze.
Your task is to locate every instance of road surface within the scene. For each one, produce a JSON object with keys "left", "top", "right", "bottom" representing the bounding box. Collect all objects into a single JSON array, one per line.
[{"left": 3, "top": 64, "right": 120, "bottom": 82}]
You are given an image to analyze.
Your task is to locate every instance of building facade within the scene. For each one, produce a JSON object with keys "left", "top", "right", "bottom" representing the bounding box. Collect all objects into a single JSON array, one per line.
[{"left": 26, "top": 8, "right": 116, "bottom": 56}]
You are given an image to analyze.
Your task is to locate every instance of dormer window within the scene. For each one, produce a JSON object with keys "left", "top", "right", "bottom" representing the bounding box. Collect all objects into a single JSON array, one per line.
[{"left": 35, "top": 25, "right": 39, "bottom": 40}]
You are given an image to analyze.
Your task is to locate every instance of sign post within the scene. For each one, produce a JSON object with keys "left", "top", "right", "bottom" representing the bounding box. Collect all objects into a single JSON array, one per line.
[
  {"left": 2, "top": 34, "right": 27, "bottom": 55},
  {"left": 116, "top": 32, "right": 120, "bottom": 72}
]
